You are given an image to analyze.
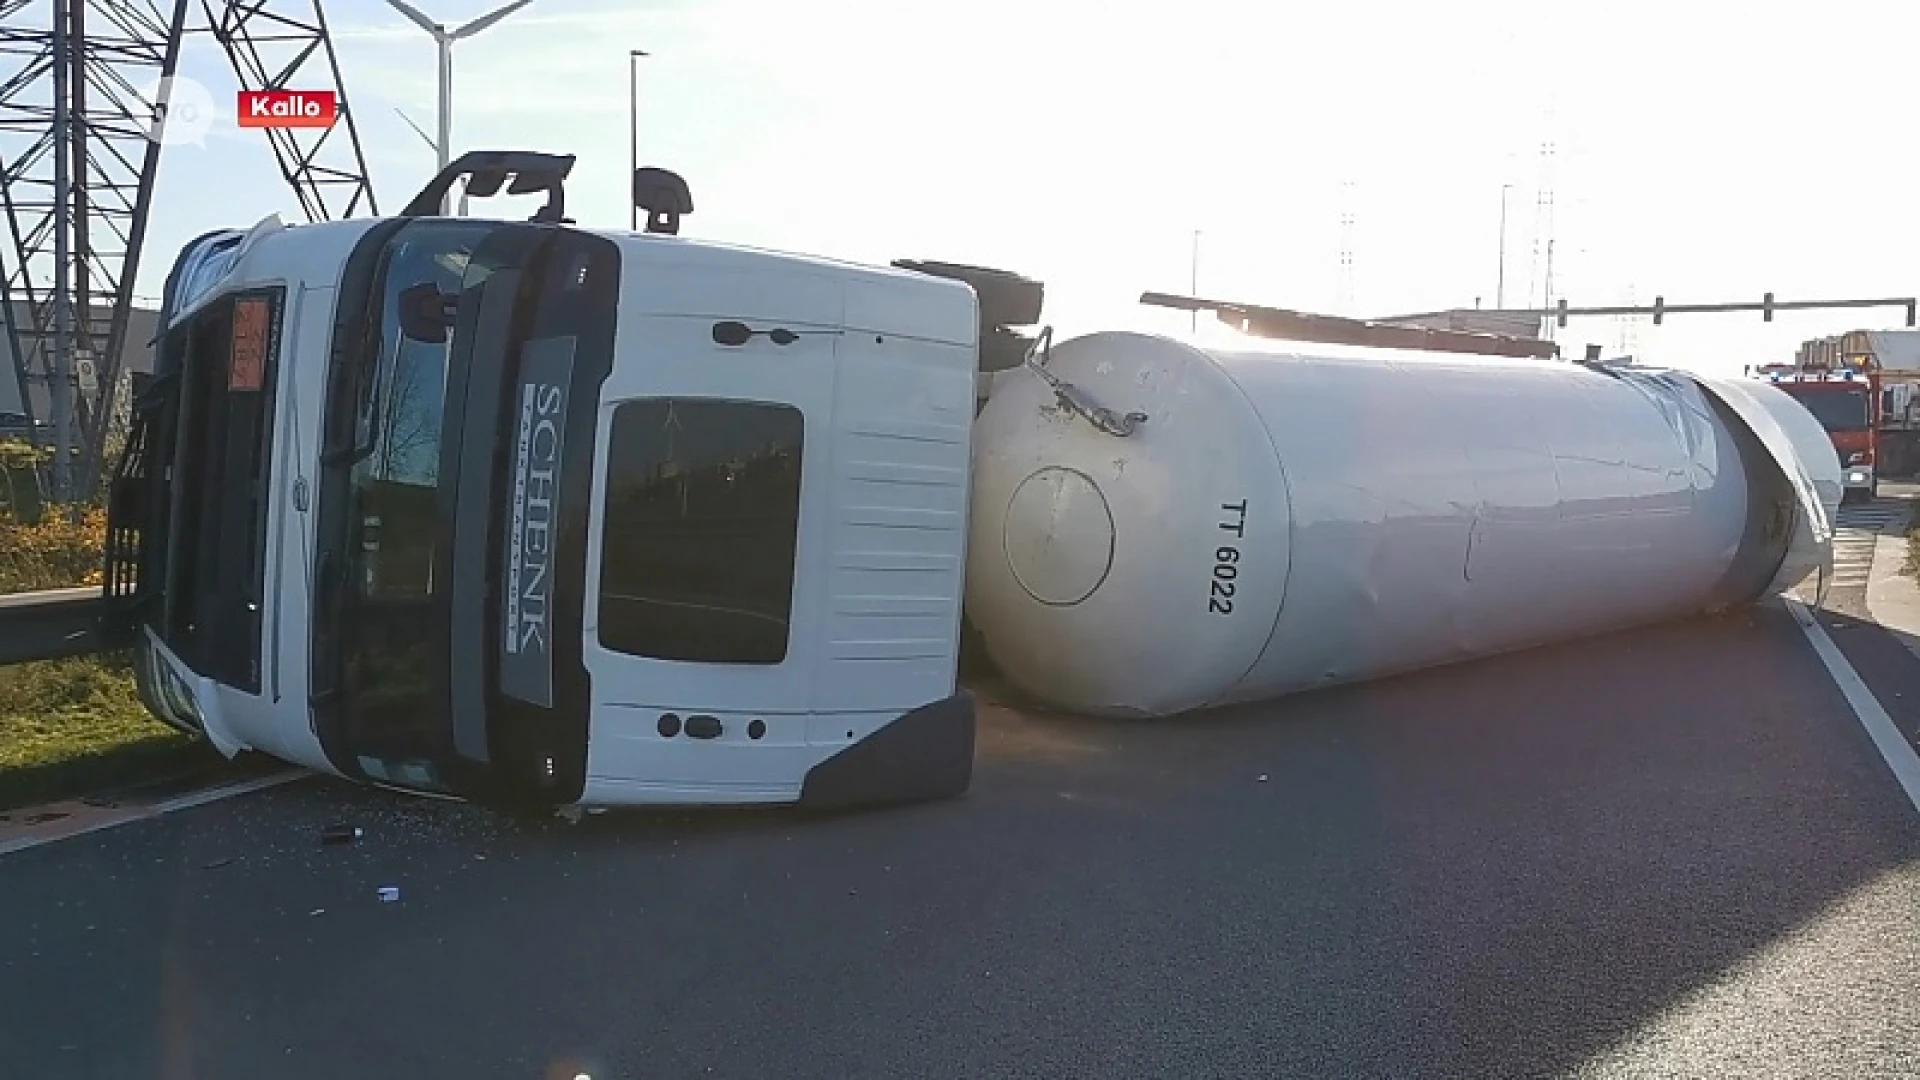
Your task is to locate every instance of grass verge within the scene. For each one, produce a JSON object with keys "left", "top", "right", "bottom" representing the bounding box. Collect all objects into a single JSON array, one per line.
[
  {"left": 0, "top": 651, "right": 219, "bottom": 812},
  {"left": 0, "top": 440, "right": 226, "bottom": 810},
  {"left": 1909, "top": 523, "right": 1920, "bottom": 579}
]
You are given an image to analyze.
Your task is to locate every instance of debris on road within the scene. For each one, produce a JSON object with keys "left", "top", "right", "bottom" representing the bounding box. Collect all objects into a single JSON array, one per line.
[
  {"left": 321, "top": 824, "right": 362, "bottom": 846},
  {"left": 377, "top": 886, "right": 400, "bottom": 903}
]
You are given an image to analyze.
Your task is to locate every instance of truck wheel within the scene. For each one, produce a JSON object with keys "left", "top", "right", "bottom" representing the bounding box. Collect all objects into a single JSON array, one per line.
[{"left": 891, "top": 259, "right": 1045, "bottom": 328}]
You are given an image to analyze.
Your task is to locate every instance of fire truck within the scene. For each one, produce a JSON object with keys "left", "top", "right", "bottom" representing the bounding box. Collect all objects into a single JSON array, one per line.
[
  {"left": 1794, "top": 330, "right": 1920, "bottom": 479},
  {"left": 1753, "top": 362, "right": 1879, "bottom": 501}
]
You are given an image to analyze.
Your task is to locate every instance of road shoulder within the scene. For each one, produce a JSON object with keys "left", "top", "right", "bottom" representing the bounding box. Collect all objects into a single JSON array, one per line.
[{"left": 1868, "top": 526, "right": 1920, "bottom": 663}]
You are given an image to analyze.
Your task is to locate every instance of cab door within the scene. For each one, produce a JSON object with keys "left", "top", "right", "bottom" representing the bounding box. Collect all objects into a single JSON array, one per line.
[{"left": 584, "top": 309, "right": 838, "bottom": 718}]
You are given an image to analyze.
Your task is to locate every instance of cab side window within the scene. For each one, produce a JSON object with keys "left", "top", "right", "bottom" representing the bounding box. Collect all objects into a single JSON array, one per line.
[{"left": 598, "top": 398, "right": 804, "bottom": 665}]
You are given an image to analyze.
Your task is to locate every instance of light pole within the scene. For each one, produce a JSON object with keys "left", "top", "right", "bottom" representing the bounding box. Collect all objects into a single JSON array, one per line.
[
  {"left": 1496, "top": 184, "right": 1512, "bottom": 309},
  {"left": 384, "top": 0, "right": 539, "bottom": 213},
  {"left": 1189, "top": 229, "right": 1200, "bottom": 334},
  {"left": 629, "top": 49, "right": 647, "bottom": 231}
]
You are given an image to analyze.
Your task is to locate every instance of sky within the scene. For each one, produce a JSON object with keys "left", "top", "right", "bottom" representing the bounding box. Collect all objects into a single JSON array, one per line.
[{"left": 67, "top": 0, "right": 1920, "bottom": 374}]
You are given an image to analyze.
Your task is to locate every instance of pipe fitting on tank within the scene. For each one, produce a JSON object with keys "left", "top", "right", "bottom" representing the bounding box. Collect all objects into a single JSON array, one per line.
[{"left": 1022, "top": 327, "right": 1149, "bottom": 437}]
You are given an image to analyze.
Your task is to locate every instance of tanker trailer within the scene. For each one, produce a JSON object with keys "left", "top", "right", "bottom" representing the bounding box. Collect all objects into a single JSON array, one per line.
[{"left": 965, "top": 330, "right": 1842, "bottom": 718}]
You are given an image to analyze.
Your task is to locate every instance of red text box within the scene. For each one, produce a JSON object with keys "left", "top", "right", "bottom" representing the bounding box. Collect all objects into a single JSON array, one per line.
[{"left": 237, "top": 90, "right": 338, "bottom": 129}]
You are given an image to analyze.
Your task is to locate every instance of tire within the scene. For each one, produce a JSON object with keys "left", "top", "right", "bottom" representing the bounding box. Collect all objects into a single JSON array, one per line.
[{"left": 891, "top": 259, "right": 1044, "bottom": 327}]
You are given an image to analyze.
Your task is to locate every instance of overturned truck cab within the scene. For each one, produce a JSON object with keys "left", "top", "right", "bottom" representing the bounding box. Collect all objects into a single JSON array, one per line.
[{"left": 107, "top": 152, "right": 980, "bottom": 811}]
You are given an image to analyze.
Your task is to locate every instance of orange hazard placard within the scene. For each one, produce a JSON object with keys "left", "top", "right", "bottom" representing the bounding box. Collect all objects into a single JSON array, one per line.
[{"left": 229, "top": 295, "right": 269, "bottom": 391}]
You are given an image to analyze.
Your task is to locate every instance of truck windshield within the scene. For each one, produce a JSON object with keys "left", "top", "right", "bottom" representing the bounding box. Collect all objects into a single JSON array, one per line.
[
  {"left": 336, "top": 220, "right": 507, "bottom": 790},
  {"left": 312, "top": 217, "right": 616, "bottom": 804},
  {"left": 1787, "top": 387, "right": 1869, "bottom": 432}
]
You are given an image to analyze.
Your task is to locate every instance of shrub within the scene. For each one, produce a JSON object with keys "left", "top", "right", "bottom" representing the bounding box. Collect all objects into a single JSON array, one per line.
[
  {"left": 0, "top": 438, "right": 45, "bottom": 525},
  {"left": 0, "top": 505, "right": 106, "bottom": 592},
  {"left": 0, "top": 441, "right": 182, "bottom": 806}
]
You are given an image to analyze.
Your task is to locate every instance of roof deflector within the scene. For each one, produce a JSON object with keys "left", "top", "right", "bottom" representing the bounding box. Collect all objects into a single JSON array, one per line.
[{"left": 401, "top": 150, "right": 576, "bottom": 223}]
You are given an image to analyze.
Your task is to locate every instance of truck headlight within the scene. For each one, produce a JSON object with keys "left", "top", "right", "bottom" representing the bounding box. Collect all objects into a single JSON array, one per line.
[
  {"left": 1848, "top": 452, "right": 1866, "bottom": 465},
  {"left": 159, "top": 659, "right": 202, "bottom": 726}
]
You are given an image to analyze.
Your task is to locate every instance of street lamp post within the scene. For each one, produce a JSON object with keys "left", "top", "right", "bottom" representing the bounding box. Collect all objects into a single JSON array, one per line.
[
  {"left": 384, "top": 0, "right": 540, "bottom": 213},
  {"left": 629, "top": 49, "right": 647, "bottom": 231},
  {"left": 1497, "top": 183, "right": 1513, "bottom": 309},
  {"left": 1190, "top": 230, "right": 1201, "bottom": 334}
]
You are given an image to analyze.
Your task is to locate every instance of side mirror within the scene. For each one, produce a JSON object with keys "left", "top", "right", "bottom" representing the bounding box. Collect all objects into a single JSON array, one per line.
[
  {"left": 633, "top": 167, "right": 692, "bottom": 235},
  {"left": 397, "top": 282, "right": 456, "bottom": 344}
]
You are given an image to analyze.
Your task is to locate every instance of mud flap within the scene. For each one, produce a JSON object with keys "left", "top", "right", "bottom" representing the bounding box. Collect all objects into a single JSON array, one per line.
[{"left": 798, "top": 691, "right": 977, "bottom": 809}]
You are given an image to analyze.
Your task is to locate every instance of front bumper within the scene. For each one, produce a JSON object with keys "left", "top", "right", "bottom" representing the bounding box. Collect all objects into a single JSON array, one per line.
[{"left": 134, "top": 633, "right": 206, "bottom": 738}]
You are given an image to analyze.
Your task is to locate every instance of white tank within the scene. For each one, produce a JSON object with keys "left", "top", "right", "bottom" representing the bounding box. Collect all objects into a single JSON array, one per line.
[{"left": 966, "top": 331, "right": 1842, "bottom": 717}]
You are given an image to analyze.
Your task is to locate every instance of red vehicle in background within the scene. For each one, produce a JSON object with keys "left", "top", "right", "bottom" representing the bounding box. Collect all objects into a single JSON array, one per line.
[{"left": 1755, "top": 364, "right": 1879, "bottom": 501}]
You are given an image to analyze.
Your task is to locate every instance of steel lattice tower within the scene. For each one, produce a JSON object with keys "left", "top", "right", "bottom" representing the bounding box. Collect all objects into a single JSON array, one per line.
[
  {"left": 0, "top": 0, "right": 191, "bottom": 500},
  {"left": 1529, "top": 138, "right": 1557, "bottom": 335},
  {"left": 206, "top": 1, "right": 376, "bottom": 225},
  {"left": 0, "top": 0, "right": 376, "bottom": 501},
  {"left": 1336, "top": 178, "right": 1356, "bottom": 316}
]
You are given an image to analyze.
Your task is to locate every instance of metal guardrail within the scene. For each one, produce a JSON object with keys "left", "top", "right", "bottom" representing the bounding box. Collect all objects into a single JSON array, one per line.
[{"left": 0, "top": 587, "right": 122, "bottom": 665}]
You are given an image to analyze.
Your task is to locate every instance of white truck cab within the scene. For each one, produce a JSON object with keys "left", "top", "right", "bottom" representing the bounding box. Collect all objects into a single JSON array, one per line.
[{"left": 110, "top": 151, "right": 1015, "bottom": 810}]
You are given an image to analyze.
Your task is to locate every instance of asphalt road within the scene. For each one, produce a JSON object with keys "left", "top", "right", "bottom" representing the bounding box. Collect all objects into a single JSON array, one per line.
[{"left": 5, "top": 604, "right": 1920, "bottom": 1078}]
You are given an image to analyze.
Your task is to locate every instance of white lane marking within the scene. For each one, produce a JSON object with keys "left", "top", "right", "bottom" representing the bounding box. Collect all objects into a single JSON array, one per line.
[
  {"left": 0, "top": 770, "right": 308, "bottom": 859},
  {"left": 152, "top": 769, "right": 307, "bottom": 814},
  {"left": 0, "top": 815, "right": 136, "bottom": 859},
  {"left": 1825, "top": 507, "right": 1894, "bottom": 595},
  {"left": 1788, "top": 599, "right": 1920, "bottom": 818}
]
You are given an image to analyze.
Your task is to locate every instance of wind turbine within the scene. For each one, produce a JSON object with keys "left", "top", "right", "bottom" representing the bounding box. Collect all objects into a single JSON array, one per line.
[
  {"left": 384, "top": 0, "right": 540, "bottom": 212},
  {"left": 394, "top": 107, "right": 471, "bottom": 216}
]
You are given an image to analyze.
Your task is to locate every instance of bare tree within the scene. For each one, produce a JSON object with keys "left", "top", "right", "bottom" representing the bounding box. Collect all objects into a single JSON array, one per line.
[{"left": 375, "top": 340, "right": 445, "bottom": 485}]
